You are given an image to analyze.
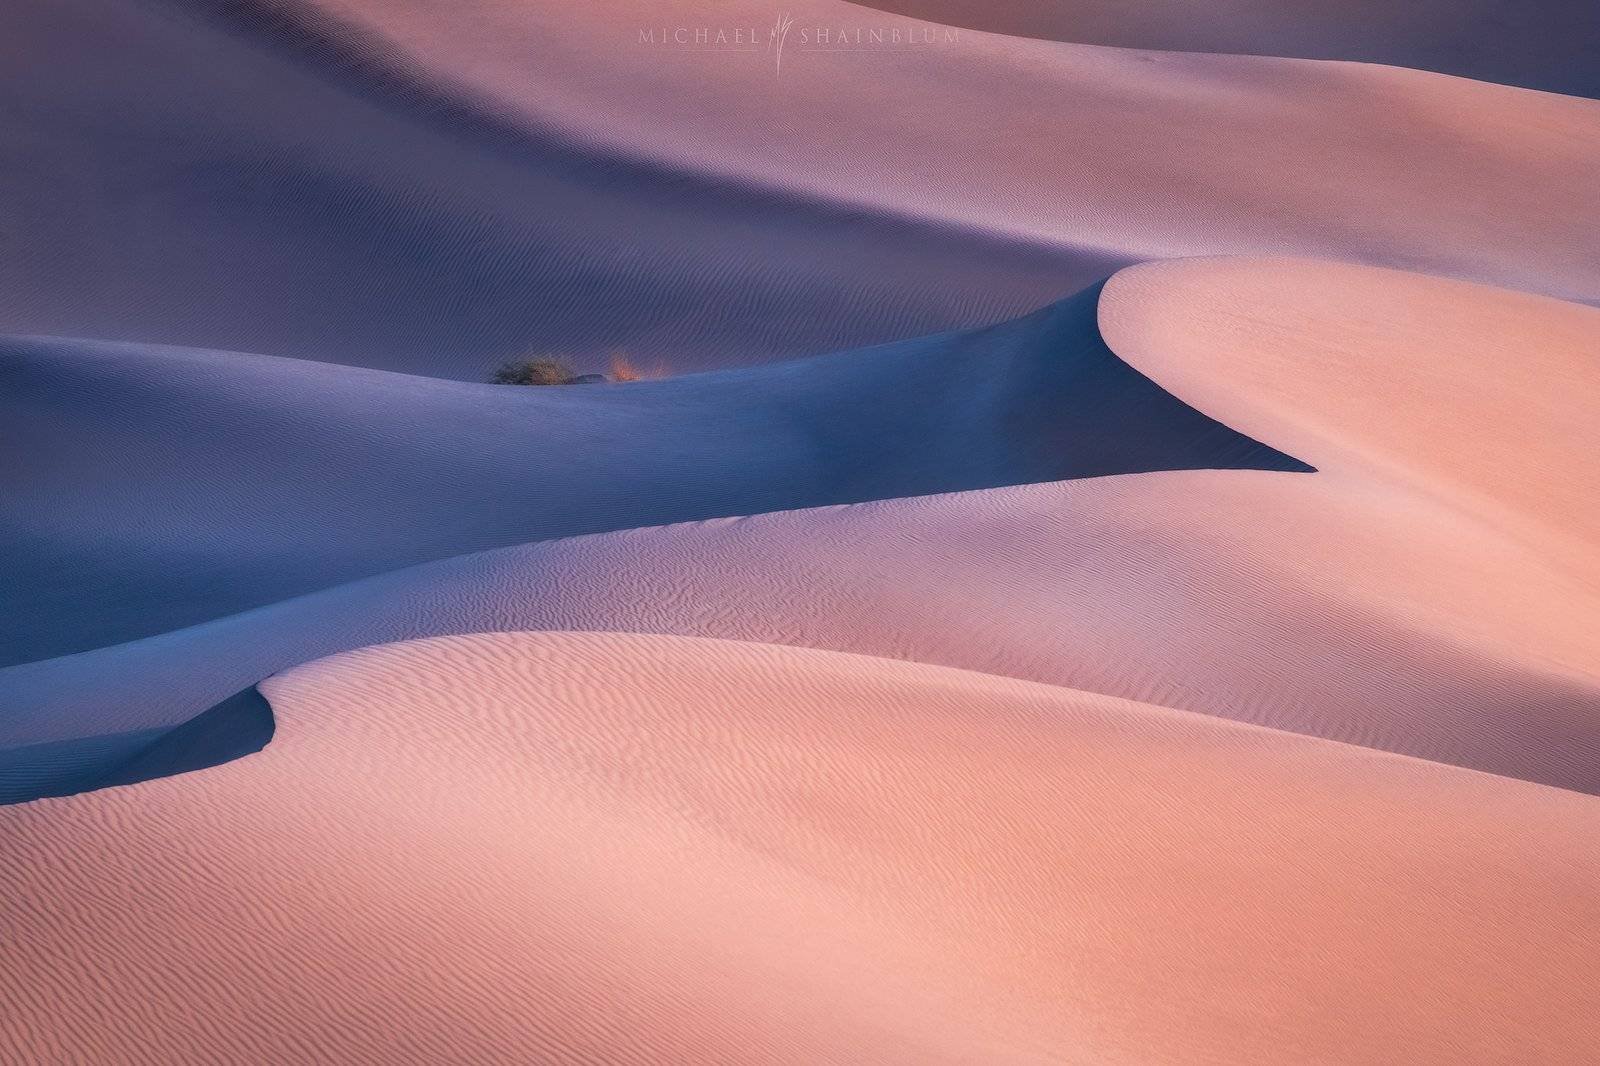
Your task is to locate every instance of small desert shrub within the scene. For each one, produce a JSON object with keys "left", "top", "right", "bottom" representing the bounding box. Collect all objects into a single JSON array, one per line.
[
  {"left": 609, "top": 352, "right": 642, "bottom": 382},
  {"left": 490, "top": 358, "right": 577, "bottom": 386}
]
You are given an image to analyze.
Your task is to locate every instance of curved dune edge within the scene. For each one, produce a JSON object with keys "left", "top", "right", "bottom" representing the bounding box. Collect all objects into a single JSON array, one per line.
[
  {"left": 250, "top": 0, "right": 1600, "bottom": 302},
  {"left": 4, "top": 631, "right": 1597, "bottom": 1064},
  {"left": 7, "top": 464, "right": 1599, "bottom": 795},
  {"left": 853, "top": 0, "right": 1600, "bottom": 98},
  {"left": 1099, "top": 257, "right": 1600, "bottom": 581},
  {"left": 6, "top": 259, "right": 1600, "bottom": 799},
  {"left": 0, "top": 688, "right": 274, "bottom": 806}
]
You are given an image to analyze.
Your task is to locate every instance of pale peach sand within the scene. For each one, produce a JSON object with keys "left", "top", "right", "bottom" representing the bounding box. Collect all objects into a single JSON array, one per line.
[
  {"left": 4, "top": 0, "right": 1598, "bottom": 1057},
  {"left": 1101, "top": 257, "right": 1600, "bottom": 581},
  {"left": 4, "top": 632, "right": 1598, "bottom": 1064}
]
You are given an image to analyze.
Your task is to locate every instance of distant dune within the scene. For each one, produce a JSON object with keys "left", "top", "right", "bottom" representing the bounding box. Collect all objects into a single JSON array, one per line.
[
  {"left": 4, "top": 633, "right": 1597, "bottom": 1063},
  {"left": 858, "top": 0, "right": 1600, "bottom": 97},
  {"left": 4, "top": 0, "right": 1599, "bottom": 377},
  {"left": 4, "top": 3, "right": 1597, "bottom": 1057}
]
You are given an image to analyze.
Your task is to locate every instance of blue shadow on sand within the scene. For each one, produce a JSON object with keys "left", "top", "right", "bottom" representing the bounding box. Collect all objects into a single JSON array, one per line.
[{"left": 0, "top": 688, "right": 274, "bottom": 806}]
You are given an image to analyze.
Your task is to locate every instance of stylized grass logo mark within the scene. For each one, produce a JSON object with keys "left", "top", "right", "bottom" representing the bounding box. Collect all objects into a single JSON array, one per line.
[{"left": 769, "top": 14, "right": 796, "bottom": 75}]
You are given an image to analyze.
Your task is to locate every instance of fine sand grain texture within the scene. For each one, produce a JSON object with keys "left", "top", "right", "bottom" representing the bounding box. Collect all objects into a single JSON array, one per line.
[
  {"left": 3, "top": 632, "right": 1598, "bottom": 1064},
  {"left": 8, "top": 469, "right": 1597, "bottom": 798}
]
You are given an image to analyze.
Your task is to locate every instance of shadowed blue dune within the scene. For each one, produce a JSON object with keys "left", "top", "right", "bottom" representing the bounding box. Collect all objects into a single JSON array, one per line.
[
  {"left": 0, "top": 281, "right": 1310, "bottom": 668},
  {"left": 0, "top": 688, "right": 272, "bottom": 805},
  {"left": 1, "top": 0, "right": 1108, "bottom": 379}
]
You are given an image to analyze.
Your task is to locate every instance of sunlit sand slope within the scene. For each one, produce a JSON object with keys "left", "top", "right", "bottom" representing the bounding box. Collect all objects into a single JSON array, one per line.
[
  {"left": 9, "top": 466, "right": 1596, "bottom": 799},
  {"left": 1100, "top": 257, "right": 1600, "bottom": 580},
  {"left": 3, "top": 633, "right": 1597, "bottom": 1064}
]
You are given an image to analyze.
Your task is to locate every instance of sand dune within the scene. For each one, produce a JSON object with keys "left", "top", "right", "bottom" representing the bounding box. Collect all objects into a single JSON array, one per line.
[
  {"left": 4, "top": 0, "right": 1599, "bottom": 379},
  {"left": 0, "top": 0, "right": 1099, "bottom": 377},
  {"left": 217, "top": 0, "right": 1600, "bottom": 304},
  {"left": 858, "top": 0, "right": 1600, "bottom": 97},
  {"left": 9, "top": 469, "right": 1597, "bottom": 800},
  {"left": 7, "top": 0, "right": 1597, "bottom": 1057},
  {"left": 0, "top": 283, "right": 1304, "bottom": 665},
  {"left": 6, "top": 259, "right": 1597, "bottom": 803},
  {"left": 1101, "top": 257, "right": 1600, "bottom": 581},
  {"left": 5, "top": 632, "right": 1597, "bottom": 1064}
]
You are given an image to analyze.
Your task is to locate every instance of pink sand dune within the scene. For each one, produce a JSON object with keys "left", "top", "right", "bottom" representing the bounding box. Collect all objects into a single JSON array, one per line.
[
  {"left": 266, "top": 0, "right": 1600, "bottom": 306},
  {"left": 4, "top": 632, "right": 1598, "bottom": 1064},
  {"left": 6, "top": 258, "right": 1598, "bottom": 798},
  {"left": 1101, "top": 257, "right": 1600, "bottom": 581},
  {"left": 4, "top": 0, "right": 1597, "bottom": 1057}
]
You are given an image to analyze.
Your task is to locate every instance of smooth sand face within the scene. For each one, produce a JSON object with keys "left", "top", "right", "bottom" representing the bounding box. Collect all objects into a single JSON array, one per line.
[
  {"left": 15, "top": 468, "right": 1600, "bottom": 789},
  {"left": 4, "top": 0, "right": 1597, "bottom": 1056},
  {"left": 4, "top": 632, "right": 1598, "bottom": 1064}
]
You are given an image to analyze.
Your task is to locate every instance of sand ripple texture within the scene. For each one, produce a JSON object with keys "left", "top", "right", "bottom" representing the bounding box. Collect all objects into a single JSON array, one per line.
[{"left": 4, "top": 632, "right": 1599, "bottom": 1064}]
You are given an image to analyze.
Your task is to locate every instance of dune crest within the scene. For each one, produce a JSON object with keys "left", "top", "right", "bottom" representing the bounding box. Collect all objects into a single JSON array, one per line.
[
  {"left": 1100, "top": 257, "right": 1600, "bottom": 580},
  {"left": 6, "top": 0, "right": 1597, "bottom": 1056},
  {"left": 5, "top": 0, "right": 1600, "bottom": 377}
]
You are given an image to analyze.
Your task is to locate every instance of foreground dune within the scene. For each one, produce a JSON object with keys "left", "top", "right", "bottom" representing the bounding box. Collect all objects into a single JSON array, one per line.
[
  {"left": 5, "top": 258, "right": 1598, "bottom": 803},
  {"left": 5, "top": 633, "right": 1598, "bottom": 1064}
]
